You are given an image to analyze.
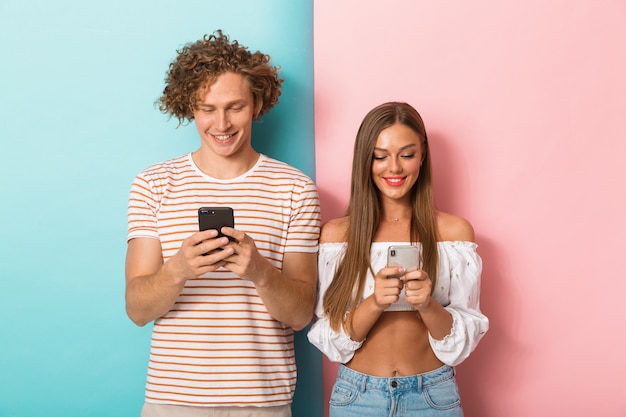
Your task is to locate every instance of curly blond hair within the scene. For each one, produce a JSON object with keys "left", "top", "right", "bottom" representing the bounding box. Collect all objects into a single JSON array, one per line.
[{"left": 158, "top": 30, "right": 284, "bottom": 124}]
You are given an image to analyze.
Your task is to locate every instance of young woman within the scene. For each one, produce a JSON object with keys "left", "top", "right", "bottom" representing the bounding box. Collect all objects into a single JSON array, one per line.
[{"left": 308, "top": 102, "right": 488, "bottom": 416}]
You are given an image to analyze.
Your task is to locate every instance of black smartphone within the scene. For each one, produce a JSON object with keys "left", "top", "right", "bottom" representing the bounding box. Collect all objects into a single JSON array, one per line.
[
  {"left": 198, "top": 207, "right": 235, "bottom": 241},
  {"left": 386, "top": 245, "right": 421, "bottom": 278}
]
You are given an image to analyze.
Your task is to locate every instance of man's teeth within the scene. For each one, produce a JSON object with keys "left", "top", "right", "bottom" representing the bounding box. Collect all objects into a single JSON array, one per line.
[{"left": 215, "top": 134, "right": 232, "bottom": 140}]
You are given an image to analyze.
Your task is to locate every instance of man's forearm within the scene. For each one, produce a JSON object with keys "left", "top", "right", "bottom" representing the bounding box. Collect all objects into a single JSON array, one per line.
[
  {"left": 256, "top": 275, "right": 316, "bottom": 330},
  {"left": 125, "top": 270, "right": 185, "bottom": 326}
]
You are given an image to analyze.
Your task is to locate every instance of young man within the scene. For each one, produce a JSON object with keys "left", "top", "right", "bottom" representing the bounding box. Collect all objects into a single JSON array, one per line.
[{"left": 125, "top": 31, "right": 321, "bottom": 417}]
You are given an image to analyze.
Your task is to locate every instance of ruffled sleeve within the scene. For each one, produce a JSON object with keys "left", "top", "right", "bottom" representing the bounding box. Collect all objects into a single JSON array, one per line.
[
  {"left": 429, "top": 242, "right": 489, "bottom": 366},
  {"left": 307, "top": 243, "right": 363, "bottom": 363}
]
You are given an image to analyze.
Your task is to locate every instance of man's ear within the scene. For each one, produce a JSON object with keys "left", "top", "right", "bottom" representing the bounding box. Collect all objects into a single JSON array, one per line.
[{"left": 254, "top": 100, "right": 263, "bottom": 120}]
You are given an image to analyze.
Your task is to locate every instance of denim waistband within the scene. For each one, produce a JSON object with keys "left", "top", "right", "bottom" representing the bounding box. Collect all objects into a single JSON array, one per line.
[{"left": 337, "top": 364, "right": 455, "bottom": 393}]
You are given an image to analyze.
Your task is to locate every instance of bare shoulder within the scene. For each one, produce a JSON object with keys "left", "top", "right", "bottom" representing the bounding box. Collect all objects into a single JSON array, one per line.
[
  {"left": 320, "top": 216, "right": 349, "bottom": 243},
  {"left": 436, "top": 211, "right": 475, "bottom": 242}
]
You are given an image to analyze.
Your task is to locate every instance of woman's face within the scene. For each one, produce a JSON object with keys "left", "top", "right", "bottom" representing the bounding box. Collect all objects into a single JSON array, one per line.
[{"left": 371, "top": 123, "right": 425, "bottom": 202}]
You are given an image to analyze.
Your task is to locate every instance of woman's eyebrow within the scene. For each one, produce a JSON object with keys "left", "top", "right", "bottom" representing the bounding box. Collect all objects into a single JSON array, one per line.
[{"left": 374, "top": 143, "right": 417, "bottom": 152}]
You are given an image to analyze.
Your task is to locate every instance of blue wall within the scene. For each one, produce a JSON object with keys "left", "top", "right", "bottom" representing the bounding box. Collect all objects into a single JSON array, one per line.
[{"left": 0, "top": 1, "right": 320, "bottom": 416}]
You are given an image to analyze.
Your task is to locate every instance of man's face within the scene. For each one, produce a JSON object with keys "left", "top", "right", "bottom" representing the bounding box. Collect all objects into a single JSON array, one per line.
[{"left": 193, "top": 72, "right": 256, "bottom": 159}]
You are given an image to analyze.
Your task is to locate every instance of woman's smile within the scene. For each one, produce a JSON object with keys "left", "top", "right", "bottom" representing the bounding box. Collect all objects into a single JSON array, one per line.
[{"left": 384, "top": 176, "right": 407, "bottom": 187}]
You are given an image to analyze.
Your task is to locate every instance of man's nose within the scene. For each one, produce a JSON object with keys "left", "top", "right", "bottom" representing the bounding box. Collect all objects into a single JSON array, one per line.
[{"left": 216, "top": 111, "right": 231, "bottom": 130}]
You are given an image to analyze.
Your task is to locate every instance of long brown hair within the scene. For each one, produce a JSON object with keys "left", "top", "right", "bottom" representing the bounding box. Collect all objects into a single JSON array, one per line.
[{"left": 323, "top": 102, "right": 439, "bottom": 331}]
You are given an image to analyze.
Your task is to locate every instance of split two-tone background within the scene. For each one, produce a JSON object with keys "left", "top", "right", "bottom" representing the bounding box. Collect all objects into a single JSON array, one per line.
[{"left": 1, "top": 1, "right": 625, "bottom": 416}]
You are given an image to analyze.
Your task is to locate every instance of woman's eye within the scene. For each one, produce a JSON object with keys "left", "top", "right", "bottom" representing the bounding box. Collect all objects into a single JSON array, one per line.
[
  {"left": 401, "top": 153, "right": 416, "bottom": 159},
  {"left": 373, "top": 155, "right": 386, "bottom": 160}
]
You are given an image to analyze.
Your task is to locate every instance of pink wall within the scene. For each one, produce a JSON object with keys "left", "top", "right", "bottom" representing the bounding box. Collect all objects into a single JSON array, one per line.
[{"left": 313, "top": 1, "right": 626, "bottom": 416}]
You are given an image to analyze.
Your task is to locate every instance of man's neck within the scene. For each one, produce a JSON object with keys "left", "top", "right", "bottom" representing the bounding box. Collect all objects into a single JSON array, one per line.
[{"left": 192, "top": 149, "right": 260, "bottom": 180}]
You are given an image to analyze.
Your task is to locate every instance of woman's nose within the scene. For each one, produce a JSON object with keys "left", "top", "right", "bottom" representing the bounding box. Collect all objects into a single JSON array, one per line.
[{"left": 388, "top": 157, "right": 402, "bottom": 172}]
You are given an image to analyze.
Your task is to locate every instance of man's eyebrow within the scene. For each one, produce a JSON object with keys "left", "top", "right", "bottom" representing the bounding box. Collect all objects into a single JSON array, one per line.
[{"left": 196, "top": 99, "right": 248, "bottom": 109}]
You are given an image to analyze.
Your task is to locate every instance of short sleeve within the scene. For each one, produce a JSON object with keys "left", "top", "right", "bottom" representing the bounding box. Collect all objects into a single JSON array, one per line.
[
  {"left": 284, "top": 178, "right": 321, "bottom": 254},
  {"left": 127, "top": 173, "right": 160, "bottom": 241}
]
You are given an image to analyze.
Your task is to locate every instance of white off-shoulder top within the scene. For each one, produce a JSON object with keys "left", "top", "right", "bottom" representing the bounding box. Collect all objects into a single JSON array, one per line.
[{"left": 307, "top": 241, "right": 489, "bottom": 367}]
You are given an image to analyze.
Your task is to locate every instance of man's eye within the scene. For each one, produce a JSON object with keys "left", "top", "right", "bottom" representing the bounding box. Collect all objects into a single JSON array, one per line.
[{"left": 230, "top": 107, "right": 243, "bottom": 112}]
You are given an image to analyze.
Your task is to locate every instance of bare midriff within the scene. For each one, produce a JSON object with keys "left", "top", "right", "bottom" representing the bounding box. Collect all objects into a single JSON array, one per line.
[{"left": 346, "top": 311, "right": 443, "bottom": 377}]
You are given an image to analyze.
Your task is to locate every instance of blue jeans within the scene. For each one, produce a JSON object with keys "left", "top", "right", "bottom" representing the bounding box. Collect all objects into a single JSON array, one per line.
[{"left": 329, "top": 365, "right": 464, "bottom": 417}]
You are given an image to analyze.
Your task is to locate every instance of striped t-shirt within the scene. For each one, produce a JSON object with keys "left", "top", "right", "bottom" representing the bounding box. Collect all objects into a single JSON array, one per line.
[{"left": 127, "top": 153, "right": 321, "bottom": 407}]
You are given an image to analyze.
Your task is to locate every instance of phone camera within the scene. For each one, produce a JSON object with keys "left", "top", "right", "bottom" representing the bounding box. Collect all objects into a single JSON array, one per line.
[{"left": 390, "top": 249, "right": 396, "bottom": 257}]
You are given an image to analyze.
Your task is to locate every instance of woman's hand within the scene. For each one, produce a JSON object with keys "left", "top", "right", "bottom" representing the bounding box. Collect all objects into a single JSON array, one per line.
[
  {"left": 372, "top": 266, "right": 405, "bottom": 310},
  {"left": 403, "top": 269, "right": 433, "bottom": 311}
]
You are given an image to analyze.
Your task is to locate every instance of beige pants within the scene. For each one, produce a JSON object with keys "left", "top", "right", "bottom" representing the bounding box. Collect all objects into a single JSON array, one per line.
[{"left": 140, "top": 402, "right": 292, "bottom": 417}]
